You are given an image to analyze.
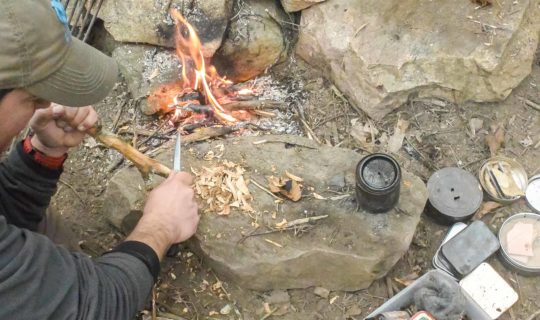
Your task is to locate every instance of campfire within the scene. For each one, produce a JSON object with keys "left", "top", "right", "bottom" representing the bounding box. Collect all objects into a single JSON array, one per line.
[{"left": 148, "top": 9, "right": 279, "bottom": 131}]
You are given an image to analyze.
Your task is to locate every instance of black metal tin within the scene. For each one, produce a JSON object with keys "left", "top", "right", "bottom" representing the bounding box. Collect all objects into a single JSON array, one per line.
[
  {"left": 355, "top": 153, "right": 401, "bottom": 213},
  {"left": 426, "top": 167, "right": 483, "bottom": 225}
]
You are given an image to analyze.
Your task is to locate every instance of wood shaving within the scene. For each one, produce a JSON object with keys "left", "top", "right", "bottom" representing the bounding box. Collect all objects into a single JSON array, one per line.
[
  {"left": 313, "top": 193, "right": 326, "bottom": 200},
  {"left": 193, "top": 160, "right": 254, "bottom": 215}
]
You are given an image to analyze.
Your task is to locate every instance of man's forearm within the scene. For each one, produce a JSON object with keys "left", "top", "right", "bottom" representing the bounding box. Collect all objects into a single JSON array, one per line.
[{"left": 126, "top": 216, "right": 174, "bottom": 261}]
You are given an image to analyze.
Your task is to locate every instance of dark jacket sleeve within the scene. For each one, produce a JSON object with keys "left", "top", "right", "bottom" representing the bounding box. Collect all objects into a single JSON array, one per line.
[
  {"left": 0, "top": 142, "right": 160, "bottom": 319},
  {"left": 0, "top": 217, "right": 155, "bottom": 320},
  {"left": 0, "top": 142, "right": 61, "bottom": 231}
]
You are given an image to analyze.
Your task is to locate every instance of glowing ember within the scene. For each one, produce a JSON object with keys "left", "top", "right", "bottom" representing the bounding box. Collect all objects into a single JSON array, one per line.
[{"left": 149, "top": 9, "right": 241, "bottom": 125}]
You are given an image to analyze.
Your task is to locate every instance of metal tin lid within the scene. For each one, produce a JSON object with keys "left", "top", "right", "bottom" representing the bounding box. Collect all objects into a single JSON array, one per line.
[
  {"left": 498, "top": 212, "right": 540, "bottom": 274},
  {"left": 358, "top": 154, "right": 399, "bottom": 190},
  {"left": 526, "top": 175, "right": 540, "bottom": 214},
  {"left": 427, "top": 167, "right": 483, "bottom": 223}
]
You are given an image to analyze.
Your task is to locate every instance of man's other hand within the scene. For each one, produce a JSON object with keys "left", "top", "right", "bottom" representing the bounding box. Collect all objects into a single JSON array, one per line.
[
  {"left": 30, "top": 104, "right": 97, "bottom": 157},
  {"left": 127, "top": 172, "right": 199, "bottom": 259}
]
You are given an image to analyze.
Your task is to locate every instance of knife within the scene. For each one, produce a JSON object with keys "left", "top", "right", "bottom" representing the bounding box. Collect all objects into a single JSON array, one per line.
[{"left": 166, "top": 131, "right": 182, "bottom": 257}]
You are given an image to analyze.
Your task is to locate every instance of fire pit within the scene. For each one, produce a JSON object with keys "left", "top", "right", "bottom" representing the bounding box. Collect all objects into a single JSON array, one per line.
[{"left": 148, "top": 10, "right": 282, "bottom": 132}]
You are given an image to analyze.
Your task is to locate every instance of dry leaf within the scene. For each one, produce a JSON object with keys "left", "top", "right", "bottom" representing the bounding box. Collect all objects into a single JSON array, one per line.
[
  {"left": 285, "top": 171, "right": 304, "bottom": 182},
  {"left": 474, "top": 201, "right": 503, "bottom": 220},
  {"left": 267, "top": 175, "right": 302, "bottom": 202},
  {"left": 485, "top": 125, "right": 505, "bottom": 156},
  {"left": 387, "top": 119, "right": 410, "bottom": 153}
]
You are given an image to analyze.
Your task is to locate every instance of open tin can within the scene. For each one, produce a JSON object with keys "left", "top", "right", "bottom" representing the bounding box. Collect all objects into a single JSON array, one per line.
[
  {"left": 498, "top": 213, "right": 540, "bottom": 276},
  {"left": 355, "top": 153, "right": 401, "bottom": 213},
  {"left": 479, "top": 157, "right": 528, "bottom": 204}
]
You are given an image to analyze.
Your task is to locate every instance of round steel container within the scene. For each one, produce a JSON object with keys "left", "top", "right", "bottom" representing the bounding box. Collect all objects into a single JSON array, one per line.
[
  {"left": 526, "top": 175, "right": 540, "bottom": 214},
  {"left": 498, "top": 213, "right": 540, "bottom": 276},
  {"left": 426, "top": 167, "right": 483, "bottom": 225},
  {"left": 355, "top": 153, "right": 401, "bottom": 214}
]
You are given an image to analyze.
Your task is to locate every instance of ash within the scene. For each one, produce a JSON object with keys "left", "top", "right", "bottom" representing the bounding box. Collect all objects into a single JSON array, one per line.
[
  {"left": 245, "top": 75, "right": 305, "bottom": 135},
  {"left": 141, "top": 48, "right": 181, "bottom": 83}
]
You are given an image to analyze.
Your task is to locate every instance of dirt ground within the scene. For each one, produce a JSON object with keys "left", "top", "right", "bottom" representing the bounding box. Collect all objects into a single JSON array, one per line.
[{"left": 51, "top": 45, "right": 540, "bottom": 320}]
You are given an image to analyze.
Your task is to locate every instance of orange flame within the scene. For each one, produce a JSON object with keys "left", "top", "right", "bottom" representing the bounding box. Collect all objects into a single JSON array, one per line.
[{"left": 171, "top": 10, "right": 237, "bottom": 124}]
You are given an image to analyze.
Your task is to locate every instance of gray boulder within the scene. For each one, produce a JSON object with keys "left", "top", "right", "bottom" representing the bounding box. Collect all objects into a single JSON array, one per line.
[
  {"left": 213, "top": 0, "right": 287, "bottom": 82},
  {"left": 297, "top": 0, "right": 540, "bottom": 119},
  {"left": 98, "top": 0, "right": 233, "bottom": 57}
]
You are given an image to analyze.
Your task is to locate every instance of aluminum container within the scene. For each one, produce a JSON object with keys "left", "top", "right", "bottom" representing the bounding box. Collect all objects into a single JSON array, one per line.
[
  {"left": 526, "top": 175, "right": 540, "bottom": 214},
  {"left": 478, "top": 157, "right": 528, "bottom": 204},
  {"left": 498, "top": 212, "right": 540, "bottom": 276}
]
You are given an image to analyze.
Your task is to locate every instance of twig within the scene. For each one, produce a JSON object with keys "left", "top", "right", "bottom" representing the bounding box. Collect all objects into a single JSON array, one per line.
[
  {"left": 157, "top": 312, "right": 187, "bottom": 320},
  {"left": 59, "top": 179, "right": 86, "bottom": 205},
  {"left": 111, "top": 100, "right": 127, "bottom": 133},
  {"left": 299, "top": 118, "right": 322, "bottom": 144},
  {"left": 260, "top": 307, "right": 278, "bottom": 320},
  {"left": 182, "top": 126, "right": 237, "bottom": 144},
  {"left": 135, "top": 122, "right": 169, "bottom": 148},
  {"left": 223, "top": 100, "right": 287, "bottom": 111},
  {"left": 277, "top": 215, "right": 328, "bottom": 229},
  {"left": 152, "top": 287, "right": 157, "bottom": 320},
  {"left": 87, "top": 126, "right": 171, "bottom": 178},
  {"left": 519, "top": 97, "right": 540, "bottom": 111},
  {"left": 251, "top": 179, "right": 283, "bottom": 200},
  {"left": 353, "top": 23, "right": 368, "bottom": 37},
  {"left": 526, "top": 309, "right": 540, "bottom": 320},
  {"left": 385, "top": 277, "right": 394, "bottom": 298}
]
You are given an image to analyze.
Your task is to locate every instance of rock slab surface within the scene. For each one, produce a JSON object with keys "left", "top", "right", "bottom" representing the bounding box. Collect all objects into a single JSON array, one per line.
[
  {"left": 154, "top": 135, "right": 428, "bottom": 291},
  {"left": 297, "top": 0, "right": 540, "bottom": 119},
  {"left": 281, "top": 0, "right": 326, "bottom": 12},
  {"left": 99, "top": 0, "right": 232, "bottom": 57}
]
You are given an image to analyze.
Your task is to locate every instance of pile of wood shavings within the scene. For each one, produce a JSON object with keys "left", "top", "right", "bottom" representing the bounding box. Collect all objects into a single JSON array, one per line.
[{"left": 192, "top": 160, "right": 254, "bottom": 216}]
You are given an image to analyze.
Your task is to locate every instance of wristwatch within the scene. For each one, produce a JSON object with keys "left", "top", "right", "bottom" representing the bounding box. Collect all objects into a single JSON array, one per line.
[{"left": 22, "top": 136, "right": 67, "bottom": 170}]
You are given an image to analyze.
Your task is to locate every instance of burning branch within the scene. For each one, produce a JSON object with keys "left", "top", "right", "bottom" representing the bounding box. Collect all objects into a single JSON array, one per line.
[{"left": 87, "top": 126, "right": 172, "bottom": 178}]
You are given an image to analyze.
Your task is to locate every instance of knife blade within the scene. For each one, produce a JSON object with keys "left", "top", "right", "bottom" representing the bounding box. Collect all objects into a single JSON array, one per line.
[
  {"left": 173, "top": 130, "right": 181, "bottom": 171},
  {"left": 167, "top": 131, "right": 182, "bottom": 257}
]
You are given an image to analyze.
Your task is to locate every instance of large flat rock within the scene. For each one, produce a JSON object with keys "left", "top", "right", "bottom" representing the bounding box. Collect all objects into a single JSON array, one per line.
[
  {"left": 98, "top": 0, "right": 232, "bottom": 57},
  {"left": 296, "top": 0, "right": 540, "bottom": 119},
  {"left": 154, "top": 135, "right": 428, "bottom": 291}
]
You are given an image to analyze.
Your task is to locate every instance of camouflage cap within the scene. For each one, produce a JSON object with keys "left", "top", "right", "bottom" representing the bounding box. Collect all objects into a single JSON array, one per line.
[{"left": 0, "top": 0, "right": 118, "bottom": 106}]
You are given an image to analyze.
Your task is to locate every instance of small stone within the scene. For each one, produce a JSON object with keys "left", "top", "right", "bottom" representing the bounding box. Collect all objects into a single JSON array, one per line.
[
  {"left": 220, "top": 304, "right": 232, "bottom": 315},
  {"left": 313, "top": 287, "right": 330, "bottom": 299},
  {"left": 102, "top": 167, "right": 146, "bottom": 233}
]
